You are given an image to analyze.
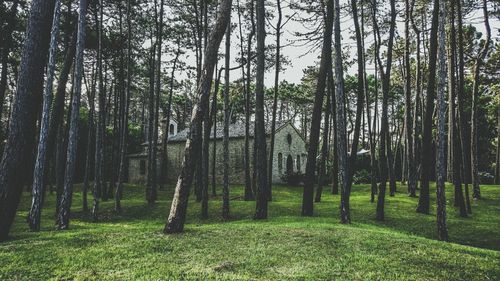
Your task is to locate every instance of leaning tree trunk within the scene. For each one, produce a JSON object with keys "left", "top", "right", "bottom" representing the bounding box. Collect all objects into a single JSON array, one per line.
[
  {"left": 333, "top": 0, "right": 350, "bottom": 223},
  {"left": 254, "top": 0, "right": 268, "bottom": 220},
  {"left": 302, "top": 0, "right": 333, "bottom": 217},
  {"left": 470, "top": 0, "right": 491, "bottom": 200},
  {"left": 57, "top": 0, "right": 87, "bottom": 229},
  {"left": 435, "top": 0, "right": 448, "bottom": 241},
  {"left": 164, "top": 0, "right": 232, "bottom": 233},
  {"left": 28, "top": 0, "right": 62, "bottom": 231},
  {"left": 416, "top": 0, "right": 439, "bottom": 215},
  {"left": 0, "top": 0, "right": 55, "bottom": 241}
]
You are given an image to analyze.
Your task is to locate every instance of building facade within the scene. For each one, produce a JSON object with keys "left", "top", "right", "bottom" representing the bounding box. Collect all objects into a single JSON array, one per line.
[{"left": 128, "top": 121, "right": 307, "bottom": 184}]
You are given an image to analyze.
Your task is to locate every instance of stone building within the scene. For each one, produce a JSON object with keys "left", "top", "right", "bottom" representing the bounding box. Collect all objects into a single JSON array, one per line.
[{"left": 127, "top": 120, "right": 307, "bottom": 184}]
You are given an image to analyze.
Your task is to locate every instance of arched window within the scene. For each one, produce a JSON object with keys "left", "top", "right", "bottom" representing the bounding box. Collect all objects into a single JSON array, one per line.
[
  {"left": 287, "top": 133, "right": 292, "bottom": 145},
  {"left": 278, "top": 153, "right": 283, "bottom": 174},
  {"left": 286, "top": 155, "right": 293, "bottom": 174},
  {"left": 297, "top": 155, "right": 301, "bottom": 171},
  {"left": 169, "top": 124, "right": 175, "bottom": 135}
]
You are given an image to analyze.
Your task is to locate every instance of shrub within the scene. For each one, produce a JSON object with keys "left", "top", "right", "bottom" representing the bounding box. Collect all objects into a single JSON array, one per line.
[
  {"left": 353, "top": 169, "right": 371, "bottom": 184},
  {"left": 281, "top": 171, "right": 304, "bottom": 185}
]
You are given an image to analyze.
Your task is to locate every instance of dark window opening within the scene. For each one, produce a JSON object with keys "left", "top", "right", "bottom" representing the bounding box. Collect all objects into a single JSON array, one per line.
[{"left": 139, "top": 160, "right": 146, "bottom": 175}]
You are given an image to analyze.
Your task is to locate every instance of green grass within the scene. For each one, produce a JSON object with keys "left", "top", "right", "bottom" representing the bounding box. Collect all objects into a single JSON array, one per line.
[{"left": 1, "top": 182, "right": 499, "bottom": 280}]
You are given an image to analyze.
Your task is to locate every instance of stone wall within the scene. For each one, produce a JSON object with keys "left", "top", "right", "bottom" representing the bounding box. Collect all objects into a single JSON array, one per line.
[{"left": 128, "top": 123, "right": 307, "bottom": 185}]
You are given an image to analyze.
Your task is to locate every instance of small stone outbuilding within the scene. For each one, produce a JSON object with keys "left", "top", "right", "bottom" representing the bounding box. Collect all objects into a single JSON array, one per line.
[{"left": 128, "top": 120, "right": 307, "bottom": 184}]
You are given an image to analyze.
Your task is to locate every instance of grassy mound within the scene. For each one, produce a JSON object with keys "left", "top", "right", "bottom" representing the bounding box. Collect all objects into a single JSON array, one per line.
[{"left": 1, "top": 183, "right": 499, "bottom": 280}]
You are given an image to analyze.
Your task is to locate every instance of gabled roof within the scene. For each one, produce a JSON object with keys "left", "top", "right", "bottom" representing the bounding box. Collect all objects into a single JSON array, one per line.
[{"left": 167, "top": 120, "right": 292, "bottom": 143}]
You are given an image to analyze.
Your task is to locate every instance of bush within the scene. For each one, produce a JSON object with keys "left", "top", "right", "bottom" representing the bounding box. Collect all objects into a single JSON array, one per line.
[
  {"left": 281, "top": 171, "right": 304, "bottom": 185},
  {"left": 353, "top": 169, "right": 371, "bottom": 184},
  {"left": 479, "top": 171, "right": 494, "bottom": 184}
]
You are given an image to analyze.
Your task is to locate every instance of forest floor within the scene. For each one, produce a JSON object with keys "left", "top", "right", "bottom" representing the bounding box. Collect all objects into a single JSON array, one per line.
[{"left": 1, "top": 183, "right": 499, "bottom": 280}]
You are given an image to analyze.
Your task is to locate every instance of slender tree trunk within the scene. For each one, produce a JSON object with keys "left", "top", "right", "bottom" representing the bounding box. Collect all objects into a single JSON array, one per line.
[
  {"left": 28, "top": 0, "right": 62, "bottom": 231},
  {"left": 436, "top": 0, "right": 448, "bottom": 241},
  {"left": 495, "top": 107, "right": 500, "bottom": 184},
  {"left": 0, "top": 0, "right": 20, "bottom": 118},
  {"left": 374, "top": 0, "right": 396, "bottom": 221},
  {"left": 333, "top": 0, "right": 350, "bottom": 223},
  {"left": 57, "top": 0, "right": 87, "bottom": 229},
  {"left": 405, "top": 0, "right": 416, "bottom": 197},
  {"left": 470, "top": 0, "right": 491, "bottom": 200},
  {"left": 147, "top": 43, "right": 156, "bottom": 202},
  {"left": 115, "top": 0, "right": 132, "bottom": 212},
  {"left": 82, "top": 65, "right": 96, "bottom": 213},
  {"left": 315, "top": 93, "right": 330, "bottom": 202},
  {"left": 302, "top": 0, "right": 333, "bottom": 216},
  {"left": 447, "top": 0, "right": 467, "bottom": 217},
  {"left": 164, "top": 0, "right": 232, "bottom": 233},
  {"left": 410, "top": 0, "right": 421, "bottom": 195},
  {"left": 254, "top": 0, "right": 268, "bottom": 219},
  {"left": 222, "top": 19, "right": 231, "bottom": 220},
  {"left": 329, "top": 69, "right": 339, "bottom": 195},
  {"left": 456, "top": 0, "right": 471, "bottom": 214},
  {"left": 347, "top": 0, "right": 365, "bottom": 188},
  {"left": 92, "top": 0, "right": 105, "bottom": 221},
  {"left": 267, "top": 0, "right": 282, "bottom": 201},
  {"left": 0, "top": 0, "right": 55, "bottom": 241},
  {"left": 244, "top": 0, "right": 255, "bottom": 201},
  {"left": 416, "top": 0, "right": 439, "bottom": 214}
]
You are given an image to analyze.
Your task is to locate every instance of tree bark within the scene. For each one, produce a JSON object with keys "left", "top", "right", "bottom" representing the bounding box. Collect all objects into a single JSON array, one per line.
[
  {"left": 222, "top": 18, "right": 231, "bottom": 220},
  {"left": 315, "top": 92, "right": 330, "bottom": 203},
  {"left": 28, "top": 0, "right": 62, "bottom": 231},
  {"left": 267, "top": 0, "right": 282, "bottom": 201},
  {"left": 244, "top": 0, "right": 255, "bottom": 201},
  {"left": 254, "top": 0, "right": 268, "bottom": 219},
  {"left": 0, "top": 0, "right": 55, "bottom": 241},
  {"left": 470, "top": 0, "right": 491, "bottom": 199},
  {"left": 405, "top": 0, "right": 416, "bottom": 197},
  {"left": 436, "top": 0, "right": 448, "bottom": 241},
  {"left": 302, "top": 0, "right": 333, "bottom": 216},
  {"left": 416, "top": 0, "right": 439, "bottom": 215},
  {"left": 164, "top": 0, "right": 232, "bottom": 233},
  {"left": 57, "top": 0, "right": 87, "bottom": 229}
]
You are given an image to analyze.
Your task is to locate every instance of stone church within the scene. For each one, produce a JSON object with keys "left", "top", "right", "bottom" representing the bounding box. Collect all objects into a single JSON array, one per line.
[{"left": 128, "top": 119, "right": 307, "bottom": 184}]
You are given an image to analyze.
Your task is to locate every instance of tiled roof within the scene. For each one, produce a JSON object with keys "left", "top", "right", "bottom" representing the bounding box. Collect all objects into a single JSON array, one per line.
[{"left": 167, "top": 120, "right": 289, "bottom": 142}]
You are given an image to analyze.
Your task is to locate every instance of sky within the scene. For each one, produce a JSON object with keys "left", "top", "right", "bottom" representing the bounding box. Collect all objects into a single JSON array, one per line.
[{"left": 170, "top": 0, "right": 499, "bottom": 88}]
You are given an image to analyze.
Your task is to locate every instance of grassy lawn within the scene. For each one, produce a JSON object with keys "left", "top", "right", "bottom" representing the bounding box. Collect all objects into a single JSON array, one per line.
[{"left": 1, "top": 182, "right": 499, "bottom": 280}]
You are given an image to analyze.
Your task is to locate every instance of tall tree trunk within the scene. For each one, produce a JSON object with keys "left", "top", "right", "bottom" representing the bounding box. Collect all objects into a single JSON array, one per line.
[
  {"left": 164, "top": 0, "right": 232, "bottom": 233},
  {"left": 115, "top": 0, "right": 132, "bottom": 212},
  {"left": 82, "top": 65, "right": 96, "bottom": 213},
  {"left": 244, "top": 0, "right": 255, "bottom": 201},
  {"left": 456, "top": 0, "right": 471, "bottom": 214},
  {"left": 495, "top": 107, "right": 500, "bottom": 185},
  {"left": 447, "top": 0, "right": 467, "bottom": 217},
  {"left": 329, "top": 69, "right": 339, "bottom": 195},
  {"left": 470, "top": 0, "right": 491, "bottom": 200},
  {"left": 0, "top": 0, "right": 55, "bottom": 241},
  {"left": 254, "top": 0, "right": 268, "bottom": 219},
  {"left": 28, "top": 0, "right": 62, "bottom": 231},
  {"left": 315, "top": 93, "right": 330, "bottom": 202},
  {"left": 302, "top": 0, "right": 333, "bottom": 216},
  {"left": 267, "top": 0, "right": 282, "bottom": 201},
  {"left": 374, "top": 0, "right": 396, "bottom": 221},
  {"left": 147, "top": 42, "right": 156, "bottom": 202},
  {"left": 347, "top": 0, "right": 365, "bottom": 188},
  {"left": 416, "top": 0, "right": 439, "bottom": 214},
  {"left": 333, "top": 0, "right": 350, "bottom": 223},
  {"left": 410, "top": 0, "right": 421, "bottom": 195},
  {"left": 405, "top": 0, "right": 416, "bottom": 197},
  {"left": 0, "top": 0, "right": 20, "bottom": 119},
  {"left": 222, "top": 19, "right": 231, "bottom": 220},
  {"left": 436, "top": 0, "right": 448, "bottom": 241},
  {"left": 57, "top": 0, "right": 87, "bottom": 229},
  {"left": 92, "top": 0, "right": 105, "bottom": 221}
]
